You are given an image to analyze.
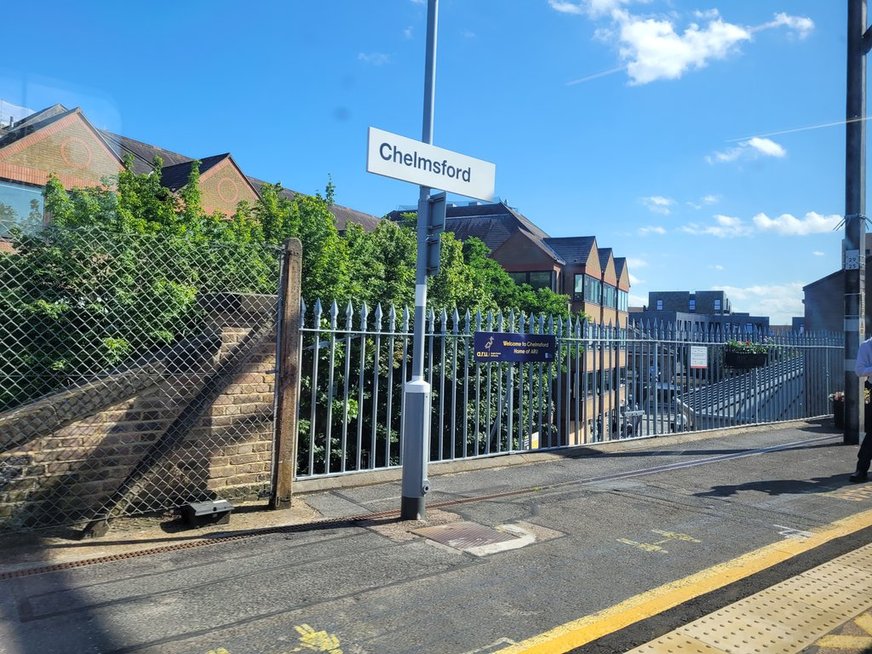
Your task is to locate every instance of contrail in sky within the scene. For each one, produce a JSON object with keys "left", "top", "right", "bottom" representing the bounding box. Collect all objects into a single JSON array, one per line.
[
  {"left": 728, "top": 116, "right": 872, "bottom": 142},
  {"left": 566, "top": 66, "right": 626, "bottom": 85}
]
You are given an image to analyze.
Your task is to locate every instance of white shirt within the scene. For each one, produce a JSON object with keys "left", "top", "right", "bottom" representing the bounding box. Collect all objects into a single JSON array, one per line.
[{"left": 856, "top": 337, "right": 872, "bottom": 377}]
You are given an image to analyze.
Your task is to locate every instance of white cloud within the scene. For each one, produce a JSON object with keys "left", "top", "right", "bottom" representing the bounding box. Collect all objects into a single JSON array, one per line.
[
  {"left": 641, "top": 195, "right": 674, "bottom": 215},
  {"left": 629, "top": 273, "right": 643, "bottom": 286},
  {"left": 709, "top": 264, "right": 725, "bottom": 271},
  {"left": 747, "top": 137, "right": 786, "bottom": 158},
  {"left": 707, "top": 137, "right": 786, "bottom": 164},
  {"left": 752, "top": 211, "right": 841, "bottom": 235},
  {"left": 462, "top": 30, "right": 476, "bottom": 39},
  {"left": 688, "top": 194, "right": 721, "bottom": 209},
  {"left": 614, "top": 9, "right": 751, "bottom": 85},
  {"left": 549, "top": 1, "right": 586, "bottom": 15},
  {"left": 707, "top": 147, "right": 742, "bottom": 164},
  {"left": 403, "top": 26, "right": 414, "bottom": 40},
  {"left": 555, "top": 7, "right": 814, "bottom": 86},
  {"left": 720, "top": 283, "right": 805, "bottom": 324},
  {"left": 358, "top": 52, "right": 391, "bottom": 66},
  {"left": 682, "top": 214, "right": 752, "bottom": 238},
  {"left": 757, "top": 12, "right": 815, "bottom": 39},
  {"left": 638, "top": 226, "right": 666, "bottom": 235},
  {"left": 682, "top": 210, "right": 841, "bottom": 239},
  {"left": 549, "top": 0, "right": 638, "bottom": 17},
  {"left": 627, "top": 257, "right": 648, "bottom": 269},
  {"left": 813, "top": 251, "right": 825, "bottom": 256}
]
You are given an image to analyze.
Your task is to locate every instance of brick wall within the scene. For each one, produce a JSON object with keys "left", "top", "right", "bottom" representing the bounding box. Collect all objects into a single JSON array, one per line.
[
  {"left": 0, "top": 294, "right": 278, "bottom": 529},
  {"left": 0, "top": 112, "right": 122, "bottom": 189},
  {"left": 199, "top": 159, "right": 259, "bottom": 216}
]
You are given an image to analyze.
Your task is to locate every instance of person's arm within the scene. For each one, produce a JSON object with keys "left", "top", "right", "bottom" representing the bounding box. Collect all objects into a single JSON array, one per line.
[{"left": 856, "top": 342, "right": 872, "bottom": 377}]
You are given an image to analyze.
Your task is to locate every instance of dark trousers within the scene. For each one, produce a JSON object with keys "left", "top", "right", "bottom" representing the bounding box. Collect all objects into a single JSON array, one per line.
[{"left": 860, "top": 431, "right": 872, "bottom": 475}]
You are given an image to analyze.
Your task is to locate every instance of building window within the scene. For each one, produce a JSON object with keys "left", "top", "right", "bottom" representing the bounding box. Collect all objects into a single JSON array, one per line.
[
  {"left": 584, "top": 275, "right": 602, "bottom": 304},
  {"left": 689, "top": 299, "right": 696, "bottom": 312},
  {"left": 527, "top": 271, "right": 552, "bottom": 290},
  {"left": 573, "top": 274, "right": 601, "bottom": 303},
  {"left": 510, "top": 271, "right": 553, "bottom": 291},
  {"left": 714, "top": 299, "right": 721, "bottom": 313},
  {"left": 603, "top": 283, "right": 617, "bottom": 308},
  {"left": 618, "top": 290, "right": 629, "bottom": 311},
  {"left": 656, "top": 299, "right": 663, "bottom": 310},
  {"left": 0, "top": 180, "right": 44, "bottom": 238}
]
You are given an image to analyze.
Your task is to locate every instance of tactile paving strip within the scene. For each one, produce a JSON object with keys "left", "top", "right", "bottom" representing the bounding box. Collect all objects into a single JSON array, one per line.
[{"left": 628, "top": 544, "right": 872, "bottom": 654}]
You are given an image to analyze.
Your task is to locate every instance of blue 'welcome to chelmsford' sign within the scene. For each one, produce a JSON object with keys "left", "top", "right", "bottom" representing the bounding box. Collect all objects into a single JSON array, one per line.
[{"left": 473, "top": 331, "right": 556, "bottom": 363}]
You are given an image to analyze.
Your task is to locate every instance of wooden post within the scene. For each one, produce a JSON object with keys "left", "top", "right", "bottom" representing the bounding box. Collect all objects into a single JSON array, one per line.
[{"left": 271, "top": 237, "right": 302, "bottom": 509}]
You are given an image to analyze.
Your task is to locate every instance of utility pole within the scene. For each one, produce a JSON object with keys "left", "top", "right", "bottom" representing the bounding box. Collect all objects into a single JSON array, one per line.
[
  {"left": 845, "top": 0, "right": 869, "bottom": 446},
  {"left": 401, "top": 0, "right": 439, "bottom": 520}
]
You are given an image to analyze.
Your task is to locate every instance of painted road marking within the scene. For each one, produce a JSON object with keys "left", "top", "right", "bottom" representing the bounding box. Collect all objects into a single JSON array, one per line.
[
  {"left": 618, "top": 530, "right": 700, "bottom": 554},
  {"left": 206, "top": 624, "right": 345, "bottom": 654},
  {"left": 829, "top": 483, "right": 872, "bottom": 502},
  {"left": 460, "top": 638, "right": 519, "bottom": 653},
  {"left": 498, "top": 508, "right": 872, "bottom": 654},
  {"left": 774, "top": 524, "right": 813, "bottom": 540},
  {"left": 815, "top": 612, "right": 872, "bottom": 650},
  {"left": 467, "top": 525, "right": 536, "bottom": 557}
]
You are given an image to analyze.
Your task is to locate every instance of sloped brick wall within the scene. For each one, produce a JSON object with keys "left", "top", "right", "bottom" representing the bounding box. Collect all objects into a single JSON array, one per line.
[{"left": 0, "top": 294, "right": 277, "bottom": 529}]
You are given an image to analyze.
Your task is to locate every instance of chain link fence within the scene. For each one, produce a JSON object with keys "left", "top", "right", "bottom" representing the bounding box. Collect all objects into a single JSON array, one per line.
[{"left": 0, "top": 222, "right": 283, "bottom": 531}]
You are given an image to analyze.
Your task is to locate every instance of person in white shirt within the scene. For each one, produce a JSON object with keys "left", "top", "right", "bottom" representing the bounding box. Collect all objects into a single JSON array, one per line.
[{"left": 851, "top": 336, "right": 872, "bottom": 482}]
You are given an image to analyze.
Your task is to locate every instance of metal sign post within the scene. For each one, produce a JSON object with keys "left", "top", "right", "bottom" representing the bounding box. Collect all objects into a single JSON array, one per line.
[
  {"left": 364, "top": 0, "right": 494, "bottom": 520},
  {"left": 400, "top": 0, "right": 439, "bottom": 521},
  {"left": 845, "top": 0, "right": 869, "bottom": 446}
]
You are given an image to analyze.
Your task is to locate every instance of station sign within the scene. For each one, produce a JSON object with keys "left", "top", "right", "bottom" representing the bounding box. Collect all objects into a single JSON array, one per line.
[
  {"left": 367, "top": 127, "right": 496, "bottom": 201},
  {"left": 474, "top": 331, "right": 557, "bottom": 363}
]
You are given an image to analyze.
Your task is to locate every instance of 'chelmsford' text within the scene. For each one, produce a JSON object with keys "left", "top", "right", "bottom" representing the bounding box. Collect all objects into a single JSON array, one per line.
[{"left": 380, "top": 142, "right": 472, "bottom": 183}]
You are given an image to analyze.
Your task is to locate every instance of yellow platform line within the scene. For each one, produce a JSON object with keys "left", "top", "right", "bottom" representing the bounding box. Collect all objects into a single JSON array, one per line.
[{"left": 499, "top": 508, "right": 872, "bottom": 654}]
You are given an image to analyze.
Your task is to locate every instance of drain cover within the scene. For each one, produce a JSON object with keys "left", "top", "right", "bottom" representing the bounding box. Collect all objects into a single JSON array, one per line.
[{"left": 414, "top": 521, "right": 516, "bottom": 551}]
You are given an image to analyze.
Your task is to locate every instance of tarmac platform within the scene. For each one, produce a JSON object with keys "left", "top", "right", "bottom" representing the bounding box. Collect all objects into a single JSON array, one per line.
[{"left": 1, "top": 419, "right": 870, "bottom": 654}]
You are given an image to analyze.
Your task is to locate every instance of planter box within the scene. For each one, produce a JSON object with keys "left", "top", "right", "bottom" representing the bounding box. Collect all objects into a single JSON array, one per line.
[
  {"left": 831, "top": 398, "right": 872, "bottom": 428},
  {"left": 724, "top": 350, "right": 767, "bottom": 369},
  {"left": 833, "top": 398, "right": 844, "bottom": 428}
]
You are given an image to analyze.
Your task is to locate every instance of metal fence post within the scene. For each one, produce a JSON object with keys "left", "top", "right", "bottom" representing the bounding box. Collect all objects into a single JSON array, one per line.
[{"left": 271, "top": 237, "right": 303, "bottom": 510}]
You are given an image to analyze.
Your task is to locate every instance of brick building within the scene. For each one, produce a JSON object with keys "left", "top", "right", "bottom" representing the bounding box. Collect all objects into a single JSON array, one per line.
[
  {"left": 0, "top": 104, "right": 379, "bottom": 238},
  {"left": 387, "top": 201, "right": 631, "bottom": 325},
  {"left": 387, "top": 200, "right": 632, "bottom": 444}
]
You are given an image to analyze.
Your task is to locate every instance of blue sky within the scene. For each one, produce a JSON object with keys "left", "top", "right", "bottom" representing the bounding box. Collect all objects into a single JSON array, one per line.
[{"left": 0, "top": 1, "right": 851, "bottom": 323}]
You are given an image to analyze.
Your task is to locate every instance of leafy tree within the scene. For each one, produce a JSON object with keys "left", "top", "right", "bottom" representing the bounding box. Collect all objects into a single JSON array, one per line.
[
  {"left": 289, "top": 194, "right": 349, "bottom": 302},
  {"left": 344, "top": 221, "right": 415, "bottom": 308},
  {"left": 0, "top": 167, "right": 277, "bottom": 411}
]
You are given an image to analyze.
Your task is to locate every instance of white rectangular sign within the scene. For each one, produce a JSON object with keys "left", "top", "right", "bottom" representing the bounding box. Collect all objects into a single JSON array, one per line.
[
  {"left": 689, "top": 346, "right": 708, "bottom": 370},
  {"left": 367, "top": 127, "right": 495, "bottom": 201}
]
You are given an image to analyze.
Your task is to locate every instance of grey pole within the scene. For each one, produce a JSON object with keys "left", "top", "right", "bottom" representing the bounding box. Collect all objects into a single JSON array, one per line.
[
  {"left": 401, "top": 0, "right": 439, "bottom": 520},
  {"left": 845, "top": 0, "right": 868, "bottom": 446}
]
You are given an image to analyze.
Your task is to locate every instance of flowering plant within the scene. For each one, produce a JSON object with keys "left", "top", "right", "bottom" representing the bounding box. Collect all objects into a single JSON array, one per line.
[
  {"left": 829, "top": 389, "right": 870, "bottom": 403},
  {"left": 725, "top": 339, "right": 768, "bottom": 354}
]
